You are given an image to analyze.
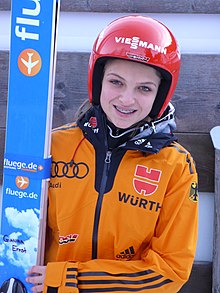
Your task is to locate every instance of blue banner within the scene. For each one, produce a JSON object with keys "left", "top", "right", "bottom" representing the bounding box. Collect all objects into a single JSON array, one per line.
[
  {"left": 4, "top": 153, "right": 52, "bottom": 179},
  {"left": 0, "top": 0, "right": 59, "bottom": 291}
]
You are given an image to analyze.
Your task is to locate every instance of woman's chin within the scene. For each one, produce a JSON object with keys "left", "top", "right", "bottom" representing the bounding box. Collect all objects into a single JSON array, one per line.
[{"left": 111, "top": 121, "right": 133, "bottom": 129}]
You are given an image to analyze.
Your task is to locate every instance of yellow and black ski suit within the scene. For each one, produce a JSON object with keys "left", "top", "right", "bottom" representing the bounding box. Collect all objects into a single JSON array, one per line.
[{"left": 44, "top": 105, "right": 198, "bottom": 293}]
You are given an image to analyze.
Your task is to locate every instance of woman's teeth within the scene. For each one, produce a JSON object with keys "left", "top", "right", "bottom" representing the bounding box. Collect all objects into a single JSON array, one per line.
[{"left": 115, "top": 106, "right": 135, "bottom": 114}]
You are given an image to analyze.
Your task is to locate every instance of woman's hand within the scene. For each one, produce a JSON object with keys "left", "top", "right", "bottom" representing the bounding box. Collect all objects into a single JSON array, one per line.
[{"left": 26, "top": 265, "right": 46, "bottom": 292}]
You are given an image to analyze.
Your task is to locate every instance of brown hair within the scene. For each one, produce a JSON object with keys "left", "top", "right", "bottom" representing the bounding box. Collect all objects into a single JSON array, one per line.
[{"left": 75, "top": 99, "right": 92, "bottom": 122}]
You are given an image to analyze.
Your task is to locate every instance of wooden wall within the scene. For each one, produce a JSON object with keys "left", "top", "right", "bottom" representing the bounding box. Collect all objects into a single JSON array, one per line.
[{"left": 1, "top": 1, "right": 219, "bottom": 292}]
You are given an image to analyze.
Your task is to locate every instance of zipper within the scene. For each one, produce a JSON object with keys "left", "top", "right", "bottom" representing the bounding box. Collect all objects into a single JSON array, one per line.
[
  {"left": 92, "top": 150, "right": 112, "bottom": 259},
  {"left": 105, "top": 150, "right": 112, "bottom": 163}
]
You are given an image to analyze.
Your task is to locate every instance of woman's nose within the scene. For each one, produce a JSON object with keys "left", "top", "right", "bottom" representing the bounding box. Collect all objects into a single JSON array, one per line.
[{"left": 118, "top": 89, "right": 135, "bottom": 105}]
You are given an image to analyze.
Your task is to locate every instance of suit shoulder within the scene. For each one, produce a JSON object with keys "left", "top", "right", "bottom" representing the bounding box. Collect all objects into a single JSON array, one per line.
[
  {"left": 169, "top": 141, "right": 191, "bottom": 155},
  {"left": 52, "top": 122, "right": 78, "bottom": 134},
  {"left": 51, "top": 122, "right": 82, "bottom": 145}
]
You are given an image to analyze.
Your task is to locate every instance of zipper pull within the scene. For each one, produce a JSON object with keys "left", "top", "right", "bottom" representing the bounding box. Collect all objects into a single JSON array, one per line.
[{"left": 105, "top": 151, "right": 112, "bottom": 163}]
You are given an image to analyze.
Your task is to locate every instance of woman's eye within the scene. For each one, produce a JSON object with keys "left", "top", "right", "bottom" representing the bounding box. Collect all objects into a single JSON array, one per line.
[
  {"left": 139, "top": 86, "right": 151, "bottom": 92},
  {"left": 109, "top": 79, "right": 122, "bottom": 86}
]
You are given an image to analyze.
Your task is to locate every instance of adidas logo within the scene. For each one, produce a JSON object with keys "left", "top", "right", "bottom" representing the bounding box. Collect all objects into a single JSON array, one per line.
[
  {"left": 145, "top": 141, "right": 153, "bottom": 148},
  {"left": 116, "top": 246, "right": 135, "bottom": 260}
]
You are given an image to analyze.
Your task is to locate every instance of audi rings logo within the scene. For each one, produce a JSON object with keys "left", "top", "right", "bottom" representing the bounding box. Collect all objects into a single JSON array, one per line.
[{"left": 51, "top": 161, "right": 89, "bottom": 179}]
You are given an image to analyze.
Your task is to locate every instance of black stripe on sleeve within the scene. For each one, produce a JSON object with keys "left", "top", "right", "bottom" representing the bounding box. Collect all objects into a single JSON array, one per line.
[
  {"left": 78, "top": 269, "right": 173, "bottom": 292},
  {"left": 78, "top": 274, "right": 163, "bottom": 285},
  {"left": 65, "top": 282, "right": 78, "bottom": 288},
  {"left": 47, "top": 287, "right": 58, "bottom": 293},
  {"left": 79, "top": 279, "right": 173, "bottom": 292},
  {"left": 67, "top": 267, "right": 78, "bottom": 272},
  {"left": 78, "top": 269, "right": 154, "bottom": 278}
]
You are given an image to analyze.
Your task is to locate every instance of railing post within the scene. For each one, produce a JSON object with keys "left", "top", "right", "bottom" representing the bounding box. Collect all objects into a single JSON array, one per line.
[{"left": 210, "top": 126, "right": 220, "bottom": 293}]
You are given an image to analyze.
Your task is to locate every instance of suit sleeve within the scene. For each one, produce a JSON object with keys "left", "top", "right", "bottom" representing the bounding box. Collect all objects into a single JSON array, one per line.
[{"left": 43, "top": 155, "right": 198, "bottom": 293}]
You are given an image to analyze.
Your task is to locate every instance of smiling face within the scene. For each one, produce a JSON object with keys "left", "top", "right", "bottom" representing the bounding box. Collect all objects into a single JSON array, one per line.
[{"left": 100, "top": 59, "right": 161, "bottom": 129}]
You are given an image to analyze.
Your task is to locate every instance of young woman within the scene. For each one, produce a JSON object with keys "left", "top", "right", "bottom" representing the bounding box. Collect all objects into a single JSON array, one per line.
[{"left": 27, "top": 15, "right": 198, "bottom": 293}]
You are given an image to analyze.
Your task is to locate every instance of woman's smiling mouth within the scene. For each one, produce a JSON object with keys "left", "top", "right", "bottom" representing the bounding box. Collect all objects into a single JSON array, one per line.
[{"left": 114, "top": 105, "right": 137, "bottom": 114}]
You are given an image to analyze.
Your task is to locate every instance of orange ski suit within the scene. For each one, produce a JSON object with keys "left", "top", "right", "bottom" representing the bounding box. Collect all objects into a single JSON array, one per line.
[{"left": 44, "top": 106, "right": 198, "bottom": 293}]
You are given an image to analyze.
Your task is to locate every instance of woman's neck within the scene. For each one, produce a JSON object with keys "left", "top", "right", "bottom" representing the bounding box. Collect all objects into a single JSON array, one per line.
[{"left": 106, "top": 119, "right": 150, "bottom": 149}]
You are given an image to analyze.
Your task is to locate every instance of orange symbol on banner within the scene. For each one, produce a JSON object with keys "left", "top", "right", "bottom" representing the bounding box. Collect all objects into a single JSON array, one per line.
[
  {"left": 38, "top": 165, "right": 44, "bottom": 171},
  {"left": 16, "top": 176, "right": 30, "bottom": 190},
  {"left": 18, "top": 49, "right": 42, "bottom": 76}
]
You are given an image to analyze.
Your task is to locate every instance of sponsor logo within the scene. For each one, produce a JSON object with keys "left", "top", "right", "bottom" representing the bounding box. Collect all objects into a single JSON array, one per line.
[
  {"left": 118, "top": 192, "right": 161, "bottom": 212},
  {"left": 89, "top": 117, "right": 97, "bottom": 128},
  {"left": 134, "top": 139, "right": 146, "bottom": 145},
  {"left": 49, "top": 182, "right": 62, "bottom": 189},
  {"left": 18, "top": 48, "right": 42, "bottom": 76},
  {"left": 133, "top": 165, "right": 161, "bottom": 196},
  {"left": 15, "top": 176, "right": 29, "bottom": 190},
  {"left": 189, "top": 182, "right": 199, "bottom": 203},
  {"left": 51, "top": 161, "right": 89, "bottom": 179},
  {"left": 84, "top": 121, "right": 99, "bottom": 133},
  {"left": 5, "top": 187, "right": 38, "bottom": 200},
  {"left": 126, "top": 53, "right": 150, "bottom": 62},
  {"left": 115, "top": 36, "right": 167, "bottom": 54},
  {"left": 15, "top": 0, "right": 41, "bottom": 41},
  {"left": 4, "top": 158, "right": 43, "bottom": 173},
  {"left": 59, "top": 233, "right": 79, "bottom": 245},
  {"left": 145, "top": 142, "right": 153, "bottom": 149},
  {"left": 134, "top": 140, "right": 153, "bottom": 149},
  {"left": 116, "top": 246, "right": 135, "bottom": 260},
  {"left": 38, "top": 165, "right": 44, "bottom": 171}
]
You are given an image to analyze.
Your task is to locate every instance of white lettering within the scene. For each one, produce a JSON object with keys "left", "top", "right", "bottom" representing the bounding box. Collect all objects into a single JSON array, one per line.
[
  {"left": 5, "top": 187, "right": 38, "bottom": 200},
  {"left": 4, "top": 158, "right": 38, "bottom": 171},
  {"left": 161, "top": 47, "right": 167, "bottom": 54},
  {"left": 15, "top": 26, "right": 39, "bottom": 40},
  {"left": 15, "top": 0, "right": 41, "bottom": 41},
  {"left": 125, "top": 38, "right": 131, "bottom": 45},
  {"left": 16, "top": 17, "right": 40, "bottom": 27},
  {"left": 115, "top": 37, "right": 122, "bottom": 43},
  {"left": 139, "top": 41, "right": 148, "bottom": 48},
  {"left": 115, "top": 36, "right": 167, "bottom": 55},
  {"left": 130, "top": 36, "right": 140, "bottom": 49},
  {"left": 154, "top": 44, "right": 161, "bottom": 52},
  {"left": 22, "top": 0, "right": 41, "bottom": 16},
  {"left": 147, "top": 43, "right": 154, "bottom": 50}
]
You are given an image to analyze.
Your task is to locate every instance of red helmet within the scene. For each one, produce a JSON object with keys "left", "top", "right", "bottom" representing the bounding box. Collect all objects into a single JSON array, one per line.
[{"left": 88, "top": 15, "right": 181, "bottom": 119}]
